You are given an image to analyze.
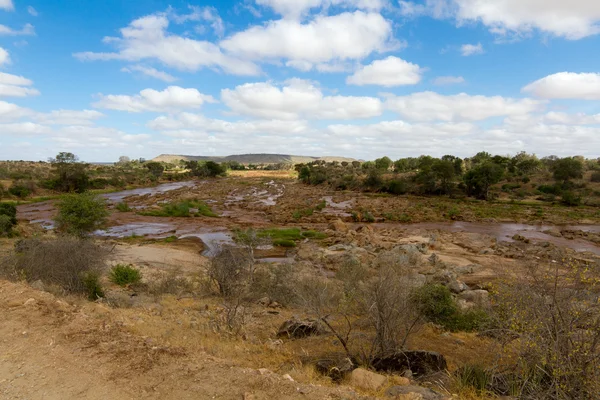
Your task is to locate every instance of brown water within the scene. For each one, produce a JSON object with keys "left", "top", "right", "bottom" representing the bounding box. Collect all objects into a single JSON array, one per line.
[{"left": 103, "top": 181, "right": 198, "bottom": 203}]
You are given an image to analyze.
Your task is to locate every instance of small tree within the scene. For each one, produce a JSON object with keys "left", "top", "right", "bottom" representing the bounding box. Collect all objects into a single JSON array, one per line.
[
  {"left": 464, "top": 162, "right": 504, "bottom": 200},
  {"left": 55, "top": 192, "right": 109, "bottom": 237},
  {"left": 49, "top": 152, "right": 90, "bottom": 193},
  {"left": 552, "top": 157, "right": 584, "bottom": 184},
  {"left": 145, "top": 162, "right": 165, "bottom": 178}
]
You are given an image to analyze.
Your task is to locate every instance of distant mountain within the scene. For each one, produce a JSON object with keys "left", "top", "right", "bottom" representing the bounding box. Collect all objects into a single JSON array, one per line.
[{"left": 151, "top": 153, "right": 359, "bottom": 165}]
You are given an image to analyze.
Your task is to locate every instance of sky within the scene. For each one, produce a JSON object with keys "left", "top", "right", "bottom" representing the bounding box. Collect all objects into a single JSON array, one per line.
[{"left": 0, "top": 0, "right": 600, "bottom": 162}]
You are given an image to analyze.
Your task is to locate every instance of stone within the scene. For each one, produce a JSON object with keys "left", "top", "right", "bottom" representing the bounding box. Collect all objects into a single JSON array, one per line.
[
  {"left": 282, "top": 374, "right": 295, "bottom": 382},
  {"left": 23, "top": 298, "right": 37, "bottom": 307},
  {"left": 459, "top": 290, "right": 490, "bottom": 307},
  {"left": 315, "top": 358, "right": 355, "bottom": 382},
  {"left": 372, "top": 351, "right": 448, "bottom": 377},
  {"left": 30, "top": 280, "right": 45, "bottom": 291},
  {"left": 277, "top": 318, "right": 325, "bottom": 339},
  {"left": 393, "top": 393, "right": 423, "bottom": 400},
  {"left": 329, "top": 219, "right": 349, "bottom": 233},
  {"left": 447, "top": 279, "right": 468, "bottom": 294},
  {"left": 385, "top": 385, "right": 444, "bottom": 399},
  {"left": 350, "top": 368, "right": 388, "bottom": 391}
]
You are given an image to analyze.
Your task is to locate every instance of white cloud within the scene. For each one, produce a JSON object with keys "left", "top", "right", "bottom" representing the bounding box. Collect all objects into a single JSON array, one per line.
[
  {"left": 385, "top": 91, "right": 545, "bottom": 122},
  {"left": 74, "top": 14, "right": 260, "bottom": 76},
  {"left": 93, "top": 86, "right": 217, "bottom": 112},
  {"left": 27, "top": 6, "right": 38, "bottom": 16},
  {"left": 0, "top": 101, "right": 31, "bottom": 121},
  {"left": 432, "top": 76, "right": 465, "bottom": 85},
  {"left": 220, "top": 11, "right": 395, "bottom": 67},
  {"left": 255, "top": 0, "right": 384, "bottom": 19},
  {"left": 0, "top": 0, "right": 13, "bottom": 11},
  {"left": 0, "top": 47, "right": 9, "bottom": 65},
  {"left": 169, "top": 5, "right": 224, "bottom": 37},
  {"left": 221, "top": 78, "right": 383, "bottom": 120},
  {"left": 400, "top": 0, "right": 600, "bottom": 40},
  {"left": 346, "top": 56, "right": 423, "bottom": 87},
  {"left": 460, "top": 43, "right": 483, "bottom": 56},
  {"left": 522, "top": 72, "right": 600, "bottom": 100},
  {"left": 121, "top": 65, "right": 177, "bottom": 82},
  {"left": 0, "top": 122, "right": 51, "bottom": 136},
  {"left": 0, "top": 23, "right": 35, "bottom": 36},
  {"left": 33, "top": 110, "right": 105, "bottom": 125},
  {"left": 0, "top": 71, "right": 39, "bottom": 97}
]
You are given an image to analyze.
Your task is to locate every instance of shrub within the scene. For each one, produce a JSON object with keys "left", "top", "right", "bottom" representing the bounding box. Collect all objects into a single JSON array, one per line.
[
  {"left": 139, "top": 199, "right": 217, "bottom": 218},
  {"left": 8, "top": 184, "right": 32, "bottom": 198},
  {"left": 83, "top": 272, "right": 105, "bottom": 300},
  {"left": 591, "top": 171, "right": 600, "bottom": 183},
  {"left": 560, "top": 190, "right": 581, "bottom": 206},
  {"left": 0, "top": 203, "right": 17, "bottom": 225},
  {"left": 0, "top": 215, "right": 14, "bottom": 236},
  {"left": 109, "top": 264, "right": 142, "bottom": 286},
  {"left": 0, "top": 237, "right": 108, "bottom": 296},
  {"left": 386, "top": 179, "right": 409, "bottom": 195},
  {"left": 55, "top": 192, "right": 109, "bottom": 237},
  {"left": 116, "top": 201, "right": 131, "bottom": 212},
  {"left": 455, "top": 364, "right": 493, "bottom": 394},
  {"left": 273, "top": 239, "right": 296, "bottom": 247}
]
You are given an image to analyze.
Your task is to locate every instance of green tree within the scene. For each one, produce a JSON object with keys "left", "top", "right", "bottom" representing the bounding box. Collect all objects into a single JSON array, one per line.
[
  {"left": 49, "top": 152, "right": 90, "bottom": 193},
  {"left": 374, "top": 156, "right": 392, "bottom": 170},
  {"left": 145, "top": 162, "right": 165, "bottom": 178},
  {"left": 55, "top": 192, "right": 109, "bottom": 237},
  {"left": 552, "top": 157, "right": 584, "bottom": 183},
  {"left": 432, "top": 159, "right": 456, "bottom": 194},
  {"left": 464, "top": 162, "right": 504, "bottom": 200}
]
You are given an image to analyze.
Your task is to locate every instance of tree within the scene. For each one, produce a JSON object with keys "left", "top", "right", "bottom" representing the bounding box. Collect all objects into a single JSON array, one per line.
[
  {"left": 374, "top": 156, "right": 392, "bottom": 170},
  {"left": 49, "top": 152, "right": 90, "bottom": 193},
  {"left": 432, "top": 159, "right": 456, "bottom": 194},
  {"left": 464, "top": 162, "right": 504, "bottom": 200},
  {"left": 552, "top": 157, "right": 584, "bottom": 184},
  {"left": 55, "top": 192, "right": 109, "bottom": 237},
  {"left": 145, "top": 162, "right": 165, "bottom": 178}
]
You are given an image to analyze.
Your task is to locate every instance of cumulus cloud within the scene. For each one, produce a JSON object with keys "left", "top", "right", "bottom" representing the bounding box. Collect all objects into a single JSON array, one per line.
[
  {"left": 121, "top": 65, "right": 177, "bottom": 82},
  {"left": 0, "top": 71, "right": 40, "bottom": 97},
  {"left": 346, "top": 56, "right": 423, "bottom": 87},
  {"left": 0, "top": 23, "right": 35, "bottom": 36},
  {"left": 0, "top": 100, "right": 31, "bottom": 121},
  {"left": 27, "top": 6, "right": 38, "bottom": 16},
  {"left": 220, "top": 11, "right": 395, "bottom": 69},
  {"left": 432, "top": 76, "right": 465, "bottom": 85},
  {"left": 74, "top": 14, "right": 260, "bottom": 76},
  {"left": 93, "top": 86, "right": 217, "bottom": 113},
  {"left": 400, "top": 0, "right": 600, "bottom": 40},
  {"left": 221, "top": 78, "right": 383, "bottom": 120},
  {"left": 169, "top": 5, "right": 225, "bottom": 37},
  {"left": 0, "top": 0, "right": 13, "bottom": 11},
  {"left": 32, "top": 110, "right": 105, "bottom": 126},
  {"left": 522, "top": 72, "right": 600, "bottom": 100},
  {"left": 385, "top": 91, "right": 545, "bottom": 122},
  {"left": 0, "top": 47, "right": 9, "bottom": 65},
  {"left": 460, "top": 43, "right": 483, "bottom": 56},
  {"left": 255, "top": 0, "right": 384, "bottom": 19}
]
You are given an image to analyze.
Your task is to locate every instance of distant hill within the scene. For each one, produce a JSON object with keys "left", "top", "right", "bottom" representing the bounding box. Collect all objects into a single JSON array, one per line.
[{"left": 151, "top": 154, "right": 359, "bottom": 165}]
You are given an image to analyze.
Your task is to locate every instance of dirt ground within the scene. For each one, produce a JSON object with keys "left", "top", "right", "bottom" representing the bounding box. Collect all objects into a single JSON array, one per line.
[{"left": 3, "top": 172, "right": 600, "bottom": 399}]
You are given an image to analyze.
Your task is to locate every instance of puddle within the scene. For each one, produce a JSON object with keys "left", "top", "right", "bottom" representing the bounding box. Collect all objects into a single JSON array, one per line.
[
  {"left": 321, "top": 196, "right": 354, "bottom": 217},
  {"left": 95, "top": 223, "right": 176, "bottom": 237},
  {"left": 176, "top": 230, "right": 235, "bottom": 256},
  {"left": 103, "top": 181, "right": 197, "bottom": 203}
]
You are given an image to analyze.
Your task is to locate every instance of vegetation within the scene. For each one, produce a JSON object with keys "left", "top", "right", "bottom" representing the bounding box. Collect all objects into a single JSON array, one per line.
[
  {"left": 55, "top": 192, "right": 109, "bottom": 237},
  {"left": 0, "top": 203, "right": 17, "bottom": 236},
  {"left": 139, "top": 199, "right": 217, "bottom": 217},
  {"left": 109, "top": 264, "right": 142, "bottom": 286}
]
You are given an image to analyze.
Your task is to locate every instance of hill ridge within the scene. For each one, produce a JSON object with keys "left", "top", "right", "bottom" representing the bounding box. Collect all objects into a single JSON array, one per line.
[{"left": 151, "top": 153, "right": 358, "bottom": 165}]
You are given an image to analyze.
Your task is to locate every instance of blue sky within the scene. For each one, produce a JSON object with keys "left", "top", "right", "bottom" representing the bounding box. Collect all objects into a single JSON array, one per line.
[{"left": 1, "top": 0, "right": 599, "bottom": 162}]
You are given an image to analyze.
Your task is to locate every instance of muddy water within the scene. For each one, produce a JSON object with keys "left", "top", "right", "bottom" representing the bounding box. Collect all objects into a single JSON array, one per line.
[
  {"left": 388, "top": 222, "right": 600, "bottom": 255},
  {"left": 103, "top": 181, "right": 198, "bottom": 203}
]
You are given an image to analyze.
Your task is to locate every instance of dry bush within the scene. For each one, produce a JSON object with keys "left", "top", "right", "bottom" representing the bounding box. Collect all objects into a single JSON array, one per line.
[
  {"left": 0, "top": 237, "right": 108, "bottom": 298},
  {"left": 491, "top": 258, "right": 600, "bottom": 399},
  {"left": 148, "top": 271, "right": 195, "bottom": 297}
]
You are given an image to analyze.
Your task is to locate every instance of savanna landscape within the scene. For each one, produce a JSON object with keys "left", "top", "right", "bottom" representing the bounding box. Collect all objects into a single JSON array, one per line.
[{"left": 1, "top": 152, "right": 599, "bottom": 399}]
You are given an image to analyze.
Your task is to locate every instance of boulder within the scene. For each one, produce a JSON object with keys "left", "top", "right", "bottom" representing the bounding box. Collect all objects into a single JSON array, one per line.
[
  {"left": 458, "top": 290, "right": 490, "bottom": 307},
  {"left": 386, "top": 385, "right": 444, "bottom": 399},
  {"left": 329, "top": 219, "right": 349, "bottom": 233},
  {"left": 315, "top": 358, "right": 355, "bottom": 382},
  {"left": 372, "top": 351, "right": 448, "bottom": 377},
  {"left": 350, "top": 368, "right": 388, "bottom": 391},
  {"left": 277, "top": 318, "right": 325, "bottom": 339},
  {"left": 447, "top": 279, "right": 469, "bottom": 294}
]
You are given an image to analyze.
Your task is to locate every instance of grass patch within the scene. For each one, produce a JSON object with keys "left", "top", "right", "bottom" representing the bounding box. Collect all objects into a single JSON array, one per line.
[
  {"left": 273, "top": 239, "right": 296, "bottom": 248},
  {"left": 258, "top": 228, "right": 327, "bottom": 242},
  {"left": 164, "top": 235, "right": 178, "bottom": 243},
  {"left": 139, "top": 199, "right": 217, "bottom": 218},
  {"left": 109, "top": 264, "right": 142, "bottom": 286},
  {"left": 116, "top": 201, "right": 131, "bottom": 212}
]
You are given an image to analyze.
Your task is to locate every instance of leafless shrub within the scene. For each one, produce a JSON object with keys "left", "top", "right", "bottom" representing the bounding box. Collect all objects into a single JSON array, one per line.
[
  {"left": 250, "top": 262, "right": 296, "bottom": 305},
  {"left": 148, "top": 270, "right": 195, "bottom": 297},
  {"left": 0, "top": 237, "right": 108, "bottom": 296},
  {"left": 491, "top": 259, "right": 600, "bottom": 399}
]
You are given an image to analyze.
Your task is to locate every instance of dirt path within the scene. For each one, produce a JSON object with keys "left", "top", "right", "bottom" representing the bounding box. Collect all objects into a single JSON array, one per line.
[{"left": 0, "top": 280, "right": 362, "bottom": 400}]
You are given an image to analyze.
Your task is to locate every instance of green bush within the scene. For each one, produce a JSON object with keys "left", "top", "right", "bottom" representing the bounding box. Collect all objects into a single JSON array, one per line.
[
  {"left": 455, "top": 364, "right": 493, "bottom": 394},
  {"left": 8, "top": 184, "right": 32, "bottom": 198},
  {"left": 83, "top": 272, "right": 104, "bottom": 300},
  {"left": 591, "top": 171, "right": 600, "bottom": 183},
  {"left": 273, "top": 239, "right": 296, "bottom": 247},
  {"left": 0, "top": 214, "right": 14, "bottom": 236},
  {"left": 116, "top": 202, "right": 131, "bottom": 212},
  {"left": 109, "top": 264, "right": 142, "bottom": 286},
  {"left": 560, "top": 191, "right": 582, "bottom": 206},
  {"left": 139, "top": 200, "right": 217, "bottom": 218},
  {"left": 55, "top": 192, "right": 109, "bottom": 237},
  {"left": 0, "top": 203, "right": 17, "bottom": 225},
  {"left": 412, "top": 284, "right": 489, "bottom": 332}
]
